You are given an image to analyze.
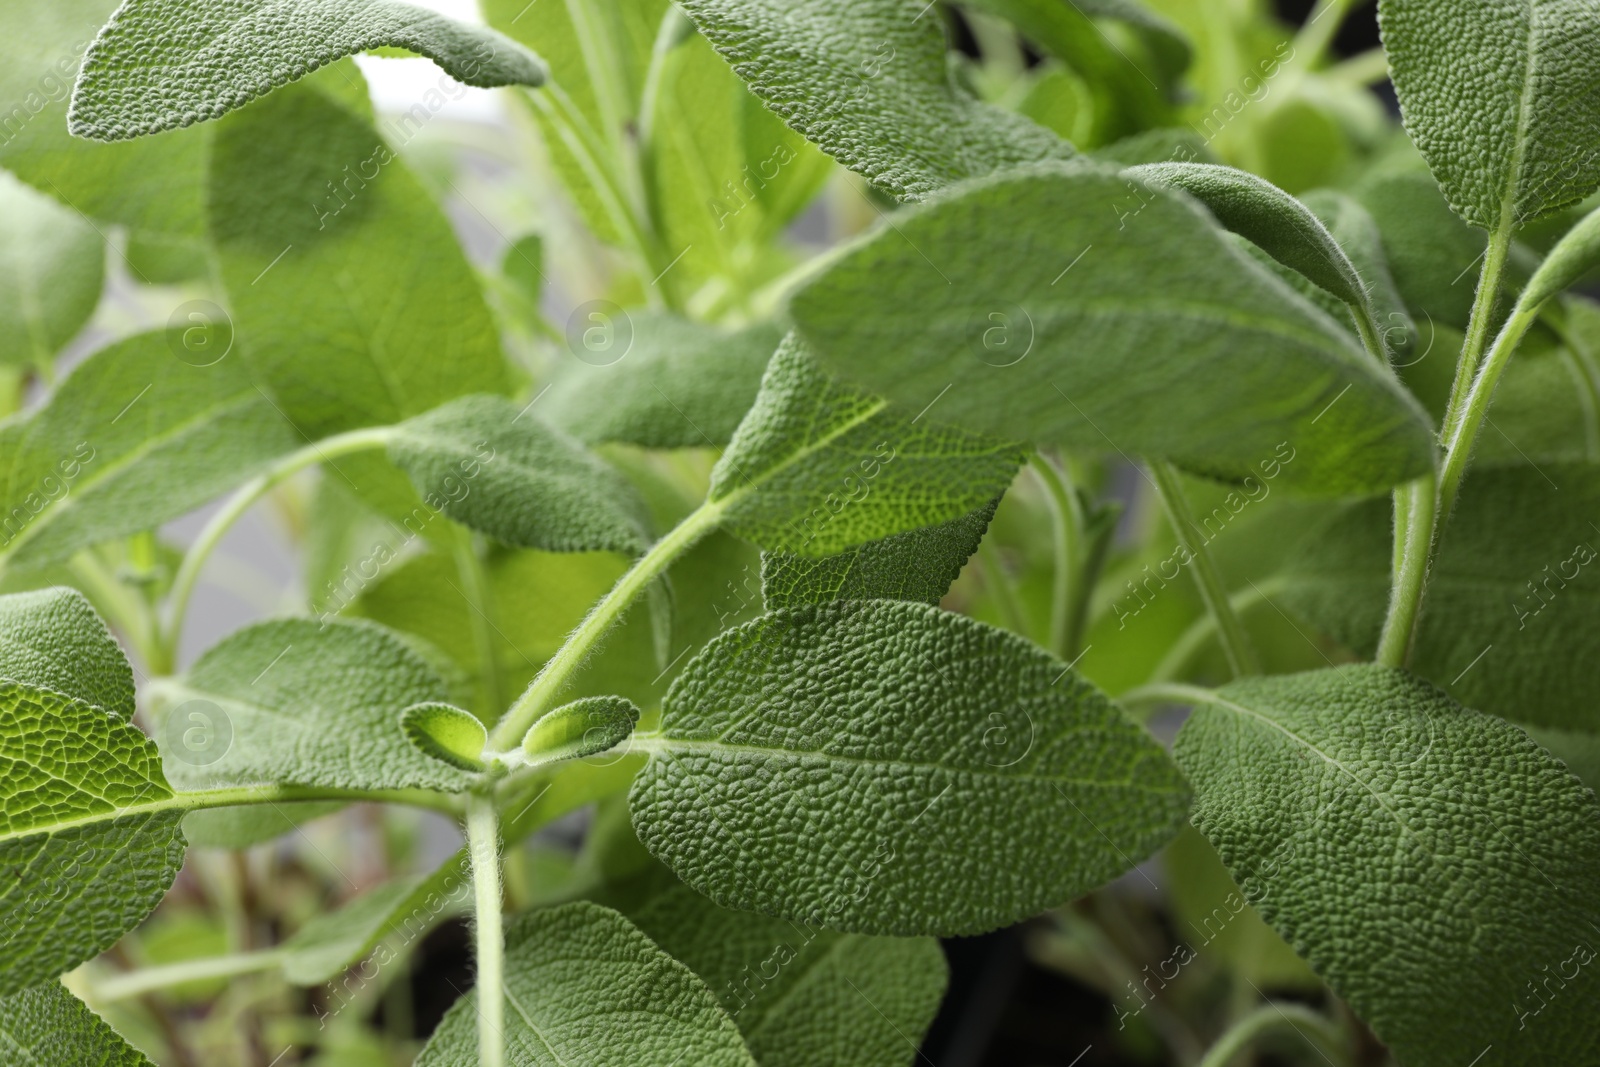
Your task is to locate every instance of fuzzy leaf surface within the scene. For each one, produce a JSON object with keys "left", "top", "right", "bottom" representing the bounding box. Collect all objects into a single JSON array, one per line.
[
  {"left": 160, "top": 618, "right": 470, "bottom": 793},
  {"left": 546, "top": 314, "right": 786, "bottom": 449},
  {"left": 710, "top": 334, "right": 1023, "bottom": 556},
  {"left": 761, "top": 500, "right": 998, "bottom": 608},
  {"left": 0, "top": 330, "right": 296, "bottom": 571},
  {"left": 1281, "top": 462, "right": 1600, "bottom": 732},
  {"left": 0, "top": 982, "right": 154, "bottom": 1065},
  {"left": 676, "top": 0, "right": 1073, "bottom": 199},
  {"left": 791, "top": 164, "right": 1435, "bottom": 496},
  {"left": 414, "top": 901, "right": 757, "bottom": 1067},
  {"left": 0, "top": 587, "right": 133, "bottom": 720},
  {"left": 1175, "top": 666, "right": 1600, "bottom": 1066},
  {"left": 207, "top": 77, "right": 511, "bottom": 437},
  {"left": 1379, "top": 0, "right": 1600, "bottom": 230},
  {"left": 0, "top": 171, "right": 102, "bottom": 368},
  {"left": 631, "top": 599, "right": 1190, "bottom": 936},
  {"left": 70, "top": 0, "right": 545, "bottom": 141},
  {"left": 620, "top": 867, "right": 949, "bottom": 1067},
  {"left": 388, "top": 395, "right": 649, "bottom": 555}
]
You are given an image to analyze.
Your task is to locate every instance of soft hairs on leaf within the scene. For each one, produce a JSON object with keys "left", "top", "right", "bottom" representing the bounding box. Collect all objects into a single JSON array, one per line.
[
  {"left": 630, "top": 599, "right": 1190, "bottom": 936},
  {"left": 675, "top": 0, "right": 1073, "bottom": 199},
  {"left": 1175, "top": 666, "right": 1600, "bottom": 1066},
  {"left": 69, "top": 0, "right": 546, "bottom": 141},
  {"left": 0, "top": 982, "right": 155, "bottom": 1065},
  {"left": 0, "top": 587, "right": 135, "bottom": 721},
  {"left": 414, "top": 901, "right": 757, "bottom": 1066},
  {"left": 1379, "top": 0, "right": 1600, "bottom": 230},
  {"left": 790, "top": 162, "right": 1437, "bottom": 496}
]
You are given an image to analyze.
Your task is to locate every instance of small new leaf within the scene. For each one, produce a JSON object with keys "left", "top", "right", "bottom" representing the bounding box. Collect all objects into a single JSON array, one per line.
[
  {"left": 70, "top": 0, "right": 546, "bottom": 141},
  {"left": 401, "top": 702, "right": 487, "bottom": 772},
  {"left": 522, "top": 696, "right": 641, "bottom": 767}
]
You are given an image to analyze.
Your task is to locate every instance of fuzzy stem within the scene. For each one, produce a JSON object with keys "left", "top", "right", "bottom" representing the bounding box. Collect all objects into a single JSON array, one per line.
[
  {"left": 1030, "top": 453, "right": 1085, "bottom": 659},
  {"left": 1376, "top": 473, "right": 1437, "bottom": 668},
  {"left": 466, "top": 791, "right": 505, "bottom": 1067},
  {"left": 1196, "top": 1002, "right": 1349, "bottom": 1067},
  {"left": 1148, "top": 462, "right": 1260, "bottom": 677}
]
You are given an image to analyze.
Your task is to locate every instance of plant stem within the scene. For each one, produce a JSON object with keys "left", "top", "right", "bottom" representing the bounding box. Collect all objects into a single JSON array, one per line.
[
  {"left": 1148, "top": 462, "right": 1260, "bottom": 678},
  {"left": 466, "top": 791, "right": 505, "bottom": 1067},
  {"left": 1375, "top": 473, "right": 1436, "bottom": 667},
  {"left": 1150, "top": 579, "right": 1285, "bottom": 684},
  {"left": 158, "top": 426, "right": 395, "bottom": 673},
  {"left": 452, "top": 529, "right": 505, "bottom": 717},
  {"left": 1117, "top": 681, "right": 1215, "bottom": 712},
  {"left": 975, "top": 539, "right": 1033, "bottom": 639},
  {"left": 1437, "top": 303, "right": 1541, "bottom": 521},
  {"left": 1441, "top": 225, "right": 1514, "bottom": 447},
  {"left": 488, "top": 498, "right": 727, "bottom": 751},
  {"left": 1196, "top": 1002, "right": 1348, "bottom": 1067},
  {"left": 1030, "top": 453, "right": 1085, "bottom": 659},
  {"left": 92, "top": 950, "right": 285, "bottom": 1002}
]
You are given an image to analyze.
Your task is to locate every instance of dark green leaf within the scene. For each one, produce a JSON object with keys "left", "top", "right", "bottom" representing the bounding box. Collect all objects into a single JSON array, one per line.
[
  {"left": 0, "top": 982, "right": 154, "bottom": 1065},
  {"left": 631, "top": 599, "right": 1190, "bottom": 935}
]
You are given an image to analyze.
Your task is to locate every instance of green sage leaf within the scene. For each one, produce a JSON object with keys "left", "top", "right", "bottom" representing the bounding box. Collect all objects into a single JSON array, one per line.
[
  {"left": 0, "top": 587, "right": 133, "bottom": 720},
  {"left": 710, "top": 334, "right": 1024, "bottom": 556},
  {"left": 630, "top": 599, "right": 1190, "bottom": 936},
  {"left": 69, "top": 0, "right": 545, "bottom": 141},
  {"left": 522, "top": 696, "right": 641, "bottom": 767},
  {"left": 1524, "top": 203, "right": 1600, "bottom": 308},
  {"left": 414, "top": 901, "right": 758, "bottom": 1067},
  {"left": 0, "top": 982, "right": 154, "bottom": 1065},
  {"left": 676, "top": 0, "right": 1074, "bottom": 199},
  {"left": 791, "top": 163, "right": 1435, "bottom": 496},
  {"left": 400, "top": 702, "right": 487, "bottom": 772},
  {"left": 1175, "top": 666, "right": 1600, "bottom": 1066},
  {"left": 1379, "top": 0, "right": 1600, "bottom": 230},
  {"left": 0, "top": 170, "right": 102, "bottom": 368}
]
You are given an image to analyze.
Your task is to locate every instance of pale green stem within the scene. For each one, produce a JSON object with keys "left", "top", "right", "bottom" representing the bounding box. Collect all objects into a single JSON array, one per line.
[
  {"left": 452, "top": 530, "right": 505, "bottom": 717},
  {"left": 1149, "top": 579, "right": 1285, "bottom": 684},
  {"left": 636, "top": 6, "right": 689, "bottom": 160},
  {"left": 488, "top": 498, "right": 727, "bottom": 751},
  {"left": 158, "top": 426, "right": 395, "bottom": 673},
  {"left": 92, "top": 950, "right": 284, "bottom": 1002},
  {"left": 1376, "top": 473, "right": 1437, "bottom": 668},
  {"left": 1148, "top": 462, "right": 1260, "bottom": 678},
  {"left": 1351, "top": 301, "right": 1391, "bottom": 366},
  {"left": 0, "top": 364, "right": 25, "bottom": 419},
  {"left": 466, "top": 791, "right": 506, "bottom": 1067},
  {"left": 1196, "top": 1003, "right": 1349, "bottom": 1067},
  {"left": 1117, "top": 680, "right": 1215, "bottom": 712},
  {"left": 976, "top": 539, "right": 1033, "bottom": 639},
  {"left": 1438, "top": 303, "right": 1541, "bottom": 522},
  {"left": 1287, "top": 0, "right": 1361, "bottom": 70},
  {"left": 1030, "top": 453, "right": 1085, "bottom": 659},
  {"left": 1441, "top": 224, "right": 1514, "bottom": 446},
  {"left": 1326, "top": 47, "right": 1393, "bottom": 86}
]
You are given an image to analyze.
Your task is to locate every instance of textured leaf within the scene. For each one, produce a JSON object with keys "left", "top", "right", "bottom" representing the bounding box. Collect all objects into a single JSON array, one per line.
[
  {"left": 522, "top": 696, "right": 641, "bottom": 767},
  {"left": 1301, "top": 188, "right": 1416, "bottom": 356},
  {"left": 1129, "top": 163, "right": 1368, "bottom": 312},
  {"left": 388, "top": 395, "right": 648, "bottom": 555},
  {"left": 0, "top": 591, "right": 184, "bottom": 995},
  {"left": 208, "top": 75, "right": 511, "bottom": 437},
  {"left": 791, "top": 163, "right": 1435, "bottom": 496},
  {"left": 0, "top": 330, "right": 296, "bottom": 571},
  {"left": 414, "top": 902, "right": 757, "bottom": 1067},
  {"left": 0, "top": 982, "right": 154, "bottom": 1065},
  {"left": 710, "top": 334, "right": 1023, "bottom": 556},
  {"left": 0, "top": 170, "right": 102, "bottom": 368},
  {"left": 1175, "top": 666, "right": 1600, "bottom": 1066},
  {"left": 159, "top": 618, "right": 470, "bottom": 793},
  {"left": 761, "top": 500, "right": 998, "bottom": 609},
  {"left": 546, "top": 314, "right": 785, "bottom": 449},
  {"left": 631, "top": 599, "right": 1190, "bottom": 936},
  {"left": 676, "top": 0, "right": 1073, "bottom": 200},
  {"left": 1281, "top": 462, "right": 1600, "bottom": 732},
  {"left": 401, "top": 702, "right": 486, "bottom": 772},
  {"left": 1351, "top": 169, "right": 1486, "bottom": 328},
  {"left": 618, "top": 865, "right": 949, "bottom": 1067},
  {"left": 70, "top": 0, "right": 545, "bottom": 141},
  {"left": 1379, "top": 0, "right": 1600, "bottom": 230},
  {"left": 0, "top": 587, "right": 133, "bottom": 720}
]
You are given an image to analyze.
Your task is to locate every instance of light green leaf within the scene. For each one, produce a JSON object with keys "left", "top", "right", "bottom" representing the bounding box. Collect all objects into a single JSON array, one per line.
[
  {"left": 1379, "top": 0, "right": 1600, "bottom": 230},
  {"left": 0, "top": 587, "right": 133, "bottom": 720},
  {"left": 790, "top": 163, "right": 1436, "bottom": 496},
  {"left": 760, "top": 499, "right": 998, "bottom": 608},
  {"left": 1524, "top": 203, "right": 1600, "bottom": 308},
  {"left": 280, "top": 872, "right": 443, "bottom": 985},
  {"left": 401, "top": 702, "right": 487, "bottom": 772},
  {"left": 414, "top": 901, "right": 758, "bottom": 1067},
  {"left": 630, "top": 599, "right": 1190, "bottom": 936},
  {"left": 208, "top": 75, "right": 512, "bottom": 438},
  {"left": 1280, "top": 462, "right": 1600, "bottom": 732},
  {"left": 546, "top": 315, "right": 784, "bottom": 450},
  {"left": 0, "top": 982, "right": 154, "bottom": 1065},
  {"left": 522, "top": 696, "right": 640, "bottom": 767},
  {"left": 676, "top": 0, "right": 1074, "bottom": 200},
  {"left": 69, "top": 0, "right": 545, "bottom": 141},
  {"left": 0, "top": 170, "right": 102, "bottom": 368},
  {"left": 158, "top": 618, "right": 470, "bottom": 793},
  {"left": 0, "top": 590, "right": 184, "bottom": 996},
  {"left": 1174, "top": 666, "right": 1600, "bottom": 1066},
  {"left": 387, "top": 395, "right": 649, "bottom": 555},
  {"left": 1300, "top": 188, "right": 1416, "bottom": 357},
  {"left": 618, "top": 866, "right": 949, "bottom": 1067},
  {"left": 0, "top": 330, "right": 297, "bottom": 572},
  {"left": 1128, "top": 163, "right": 1369, "bottom": 314},
  {"left": 1351, "top": 169, "right": 1487, "bottom": 328},
  {"left": 710, "top": 334, "right": 1024, "bottom": 556}
]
